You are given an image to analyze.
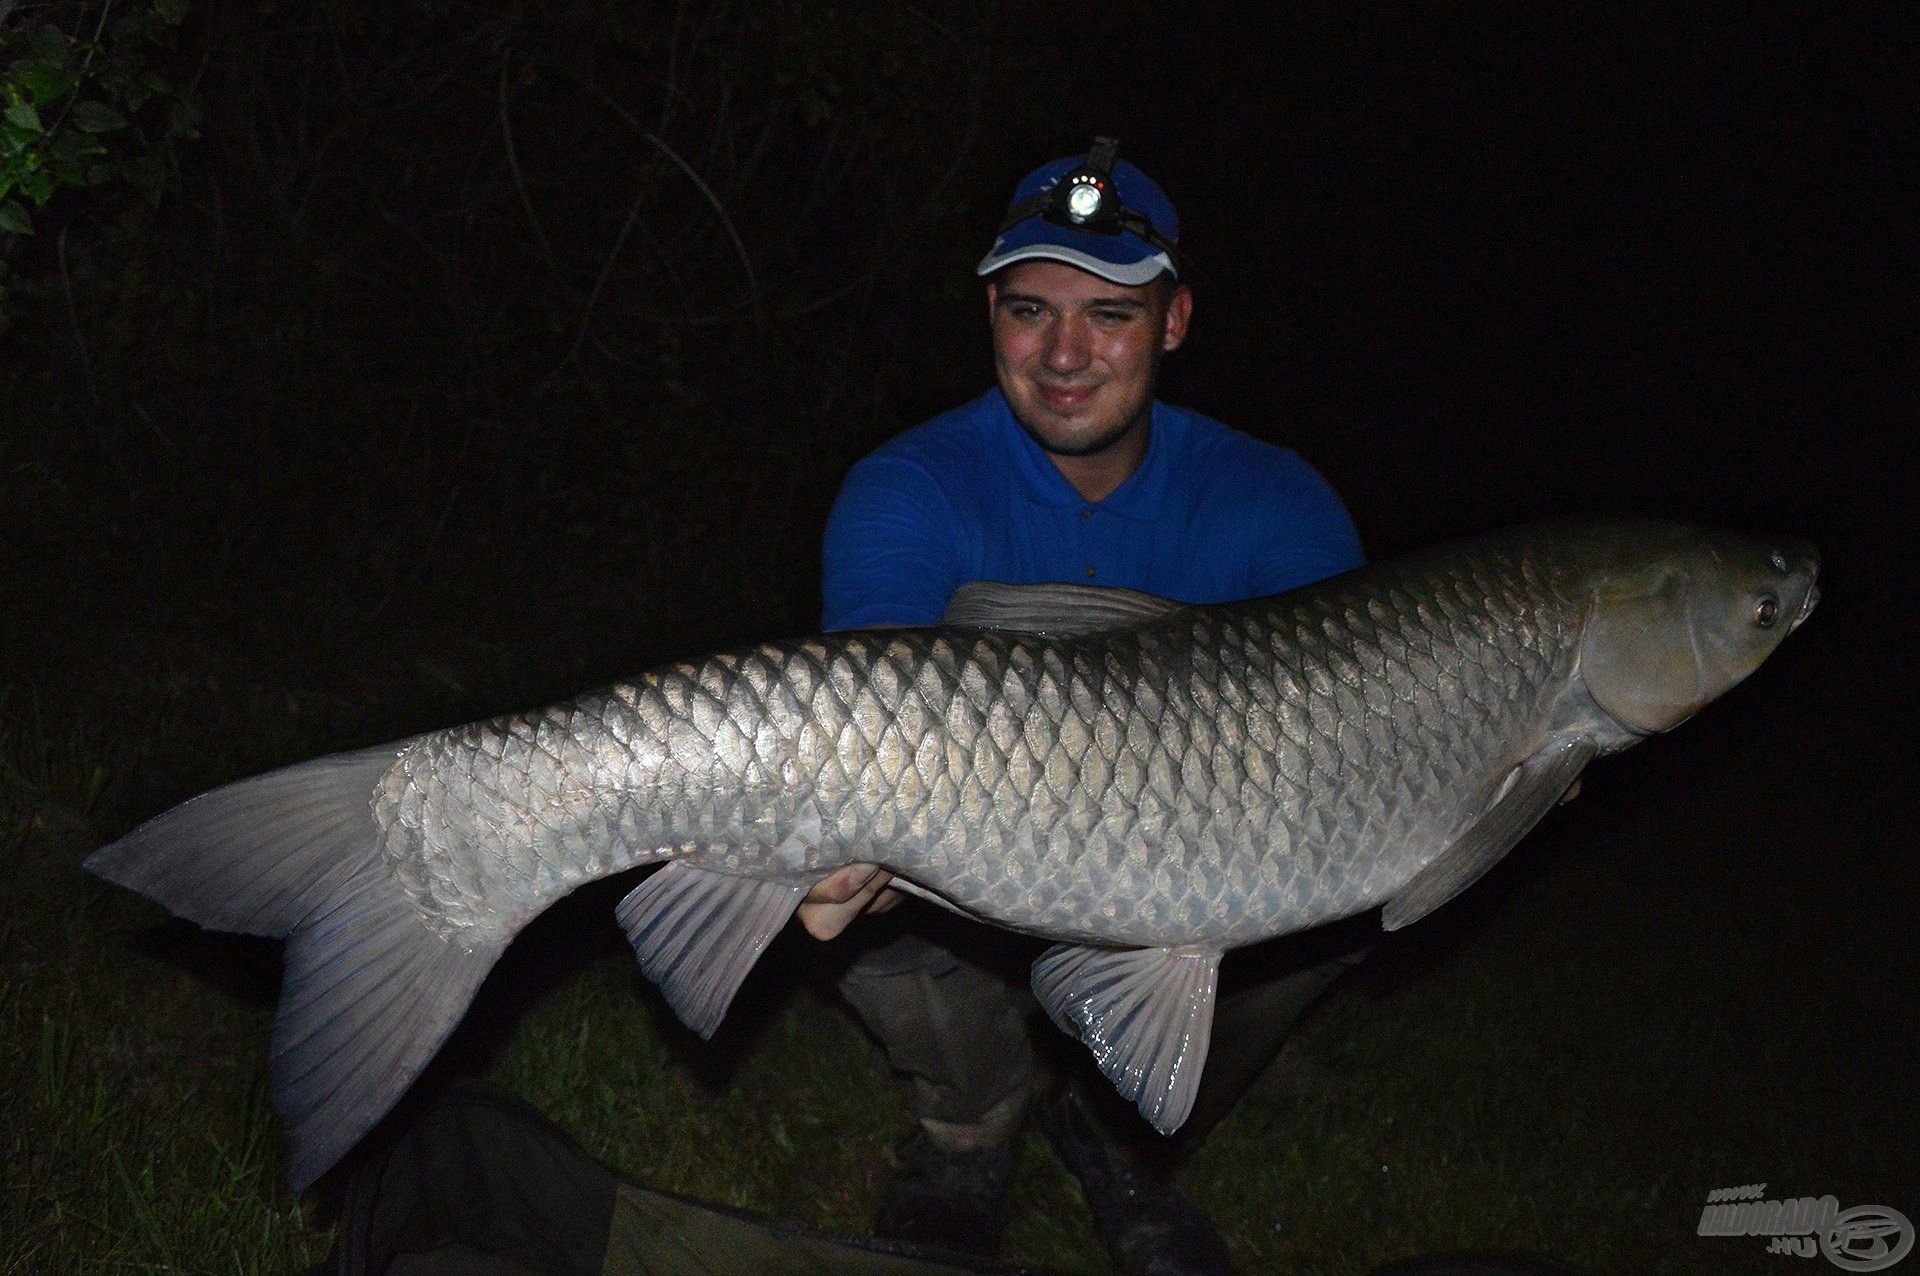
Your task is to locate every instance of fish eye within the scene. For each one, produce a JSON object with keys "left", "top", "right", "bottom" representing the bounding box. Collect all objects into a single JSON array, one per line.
[{"left": 1753, "top": 595, "right": 1780, "bottom": 628}]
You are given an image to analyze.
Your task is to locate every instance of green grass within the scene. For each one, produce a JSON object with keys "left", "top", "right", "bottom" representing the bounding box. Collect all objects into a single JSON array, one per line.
[
  {"left": 0, "top": 699, "right": 317, "bottom": 1272},
  {"left": 1, "top": 636, "right": 1909, "bottom": 1275}
]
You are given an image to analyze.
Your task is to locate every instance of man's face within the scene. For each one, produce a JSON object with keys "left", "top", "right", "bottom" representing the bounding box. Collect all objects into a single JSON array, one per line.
[{"left": 987, "top": 259, "right": 1192, "bottom": 458}]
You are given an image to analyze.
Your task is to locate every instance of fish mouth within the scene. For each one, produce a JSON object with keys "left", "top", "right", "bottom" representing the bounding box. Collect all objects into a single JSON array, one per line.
[{"left": 1790, "top": 582, "right": 1820, "bottom": 633}]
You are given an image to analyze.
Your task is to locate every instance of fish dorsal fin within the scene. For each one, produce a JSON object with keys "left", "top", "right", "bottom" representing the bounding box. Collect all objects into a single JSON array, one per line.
[
  {"left": 941, "top": 582, "right": 1186, "bottom": 636},
  {"left": 616, "top": 862, "right": 808, "bottom": 1038},
  {"left": 1382, "top": 737, "right": 1596, "bottom": 932},
  {"left": 1031, "top": 943, "right": 1223, "bottom": 1134}
]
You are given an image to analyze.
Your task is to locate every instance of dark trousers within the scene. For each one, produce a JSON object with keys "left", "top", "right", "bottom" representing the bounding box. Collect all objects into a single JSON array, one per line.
[{"left": 836, "top": 914, "right": 1373, "bottom": 1156}]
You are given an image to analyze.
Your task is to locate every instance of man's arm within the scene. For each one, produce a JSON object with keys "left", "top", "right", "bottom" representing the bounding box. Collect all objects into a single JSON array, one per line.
[
  {"left": 1243, "top": 448, "right": 1366, "bottom": 597},
  {"left": 820, "top": 454, "right": 964, "bottom": 631}
]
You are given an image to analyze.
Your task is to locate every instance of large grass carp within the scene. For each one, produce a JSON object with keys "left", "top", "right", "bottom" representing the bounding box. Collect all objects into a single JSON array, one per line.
[{"left": 87, "top": 517, "right": 1817, "bottom": 1188}]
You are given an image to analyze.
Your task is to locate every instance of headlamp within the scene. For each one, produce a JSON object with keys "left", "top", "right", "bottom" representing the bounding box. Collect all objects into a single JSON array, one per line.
[
  {"left": 1065, "top": 180, "right": 1104, "bottom": 223},
  {"left": 993, "top": 136, "right": 1185, "bottom": 278}
]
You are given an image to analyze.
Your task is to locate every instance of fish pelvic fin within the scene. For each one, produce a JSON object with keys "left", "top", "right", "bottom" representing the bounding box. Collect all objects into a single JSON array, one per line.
[
  {"left": 84, "top": 743, "right": 508, "bottom": 1190},
  {"left": 616, "top": 863, "right": 808, "bottom": 1039},
  {"left": 1382, "top": 737, "right": 1596, "bottom": 932},
  {"left": 1032, "top": 943, "right": 1222, "bottom": 1135}
]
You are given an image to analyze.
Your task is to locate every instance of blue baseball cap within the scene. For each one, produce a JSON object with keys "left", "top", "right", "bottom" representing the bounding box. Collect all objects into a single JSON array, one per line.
[{"left": 975, "top": 154, "right": 1181, "bottom": 286}]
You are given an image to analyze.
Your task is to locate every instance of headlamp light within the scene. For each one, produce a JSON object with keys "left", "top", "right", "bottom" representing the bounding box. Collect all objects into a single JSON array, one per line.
[{"left": 1065, "top": 180, "right": 1104, "bottom": 224}]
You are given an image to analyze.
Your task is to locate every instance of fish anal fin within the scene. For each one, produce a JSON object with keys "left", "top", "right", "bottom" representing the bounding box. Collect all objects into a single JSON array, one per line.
[
  {"left": 941, "top": 582, "right": 1186, "bottom": 636},
  {"left": 1031, "top": 943, "right": 1222, "bottom": 1135},
  {"left": 1383, "top": 737, "right": 1597, "bottom": 932},
  {"left": 616, "top": 863, "right": 807, "bottom": 1039}
]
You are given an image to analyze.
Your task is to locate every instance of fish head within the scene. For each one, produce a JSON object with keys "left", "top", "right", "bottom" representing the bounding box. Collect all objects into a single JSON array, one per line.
[{"left": 1578, "top": 524, "right": 1819, "bottom": 736}]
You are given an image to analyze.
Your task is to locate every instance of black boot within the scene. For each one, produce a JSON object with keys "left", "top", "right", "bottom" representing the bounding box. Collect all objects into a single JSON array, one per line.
[
  {"left": 874, "top": 1128, "right": 1022, "bottom": 1258},
  {"left": 1037, "top": 1086, "right": 1236, "bottom": 1276}
]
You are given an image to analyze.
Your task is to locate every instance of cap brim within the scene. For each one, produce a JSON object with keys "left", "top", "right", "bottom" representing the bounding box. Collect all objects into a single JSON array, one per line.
[{"left": 975, "top": 243, "right": 1175, "bottom": 285}]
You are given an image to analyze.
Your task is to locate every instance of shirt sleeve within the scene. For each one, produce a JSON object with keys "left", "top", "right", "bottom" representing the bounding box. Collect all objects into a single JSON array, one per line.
[
  {"left": 1243, "top": 450, "right": 1367, "bottom": 597},
  {"left": 821, "top": 455, "right": 966, "bottom": 631}
]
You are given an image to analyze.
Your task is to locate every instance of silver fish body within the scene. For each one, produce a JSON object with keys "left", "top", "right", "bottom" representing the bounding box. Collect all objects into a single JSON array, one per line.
[
  {"left": 384, "top": 552, "right": 1577, "bottom": 948},
  {"left": 86, "top": 517, "right": 1818, "bottom": 1187}
]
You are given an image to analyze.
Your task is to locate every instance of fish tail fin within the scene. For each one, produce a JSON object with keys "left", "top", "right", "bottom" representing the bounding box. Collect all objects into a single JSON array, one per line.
[
  {"left": 272, "top": 869, "right": 503, "bottom": 1188},
  {"left": 85, "top": 744, "right": 507, "bottom": 1189},
  {"left": 85, "top": 744, "right": 405, "bottom": 939}
]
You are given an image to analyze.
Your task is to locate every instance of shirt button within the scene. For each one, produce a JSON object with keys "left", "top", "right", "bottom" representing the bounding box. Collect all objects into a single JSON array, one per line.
[
  {"left": 1085, "top": 567, "right": 1096, "bottom": 579},
  {"left": 1081, "top": 509, "right": 1093, "bottom": 521}
]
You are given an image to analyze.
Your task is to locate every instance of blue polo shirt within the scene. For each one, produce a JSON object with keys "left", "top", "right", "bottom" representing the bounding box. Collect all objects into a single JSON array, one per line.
[{"left": 822, "top": 388, "right": 1363, "bottom": 631}]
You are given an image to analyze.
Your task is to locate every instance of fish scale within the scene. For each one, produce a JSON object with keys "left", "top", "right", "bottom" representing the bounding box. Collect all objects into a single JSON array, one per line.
[
  {"left": 86, "top": 518, "right": 1818, "bottom": 1184},
  {"left": 367, "top": 543, "right": 1580, "bottom": 952}
]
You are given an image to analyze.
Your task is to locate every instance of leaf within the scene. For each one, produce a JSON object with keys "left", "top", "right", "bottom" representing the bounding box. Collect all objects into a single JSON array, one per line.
[
  {"left": 12, "top": 58, "right": 83, "bottom": 105},
  {"left": 43, "top": 126, "right": 99, "bottom": 168},
  {"left": 19, "top": 168, "right": 53, "bottom": 204},
  {"left": 72, "top": 101, "right": 128, "bottom": 133},
  {"left": 0, "top": 200, "right": 32, "bottom": 236},
  {"left": 44, "top": 147, "right": 84, "bottom": 186},
  {"left": 30, "top": 25, "right": 74, "bottom": 65},
  {"left": 4, "top": 101, "right": 43, "bottom": 134}
]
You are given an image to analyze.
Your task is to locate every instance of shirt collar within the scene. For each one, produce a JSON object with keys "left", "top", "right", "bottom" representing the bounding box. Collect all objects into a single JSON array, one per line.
[{"left": 988, "top": 387, "right": 1172, "bottom": 521}]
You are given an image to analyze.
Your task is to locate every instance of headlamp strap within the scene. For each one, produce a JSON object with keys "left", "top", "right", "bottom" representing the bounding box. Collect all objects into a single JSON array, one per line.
[{"left": 1082, "top": 135, "right": 1119, "bottom": 181}]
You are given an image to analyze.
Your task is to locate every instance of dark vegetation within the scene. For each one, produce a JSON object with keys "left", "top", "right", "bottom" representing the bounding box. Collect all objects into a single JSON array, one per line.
[{"left": 2, "top": 2, "right": 1910, "bottom": 1271}]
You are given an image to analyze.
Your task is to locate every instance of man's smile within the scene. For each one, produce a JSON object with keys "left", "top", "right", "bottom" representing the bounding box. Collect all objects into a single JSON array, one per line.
[{"left": 1035, "top": 382, "right": 1098, "bottom": 412}]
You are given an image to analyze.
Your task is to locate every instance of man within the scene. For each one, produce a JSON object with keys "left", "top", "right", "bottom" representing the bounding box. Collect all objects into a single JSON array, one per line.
[{"left": 800, "top": 145, "right": 1370, "bottom": 1276}]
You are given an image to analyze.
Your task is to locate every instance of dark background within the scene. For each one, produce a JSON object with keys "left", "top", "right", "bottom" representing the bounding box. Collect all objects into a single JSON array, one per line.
[
  {"left": 5, "top": 4, "right": 1905, "bottom": 679},
  {"left": 2, "top": 1, "right": 1911, "bottom": 1266}
]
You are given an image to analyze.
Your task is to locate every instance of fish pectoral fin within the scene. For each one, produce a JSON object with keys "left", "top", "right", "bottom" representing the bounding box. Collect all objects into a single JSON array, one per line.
[
  {"left": 1382, "top": 737, "right": 1597, "bottom": 932},
  {"left": 941, "top": 581, "right": 1186, "bottom": 636},
  {"left": 615, "top": 863, "right": 808, "bottom": 1039},
  {"left": 1031, "top": 943, "right": 1222, "bottom": 1135}
]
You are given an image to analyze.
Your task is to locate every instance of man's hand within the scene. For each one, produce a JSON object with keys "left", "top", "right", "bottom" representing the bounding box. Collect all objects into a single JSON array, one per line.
[{"left": 797, "top": 863, "right": 903, "bottom": 940}]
